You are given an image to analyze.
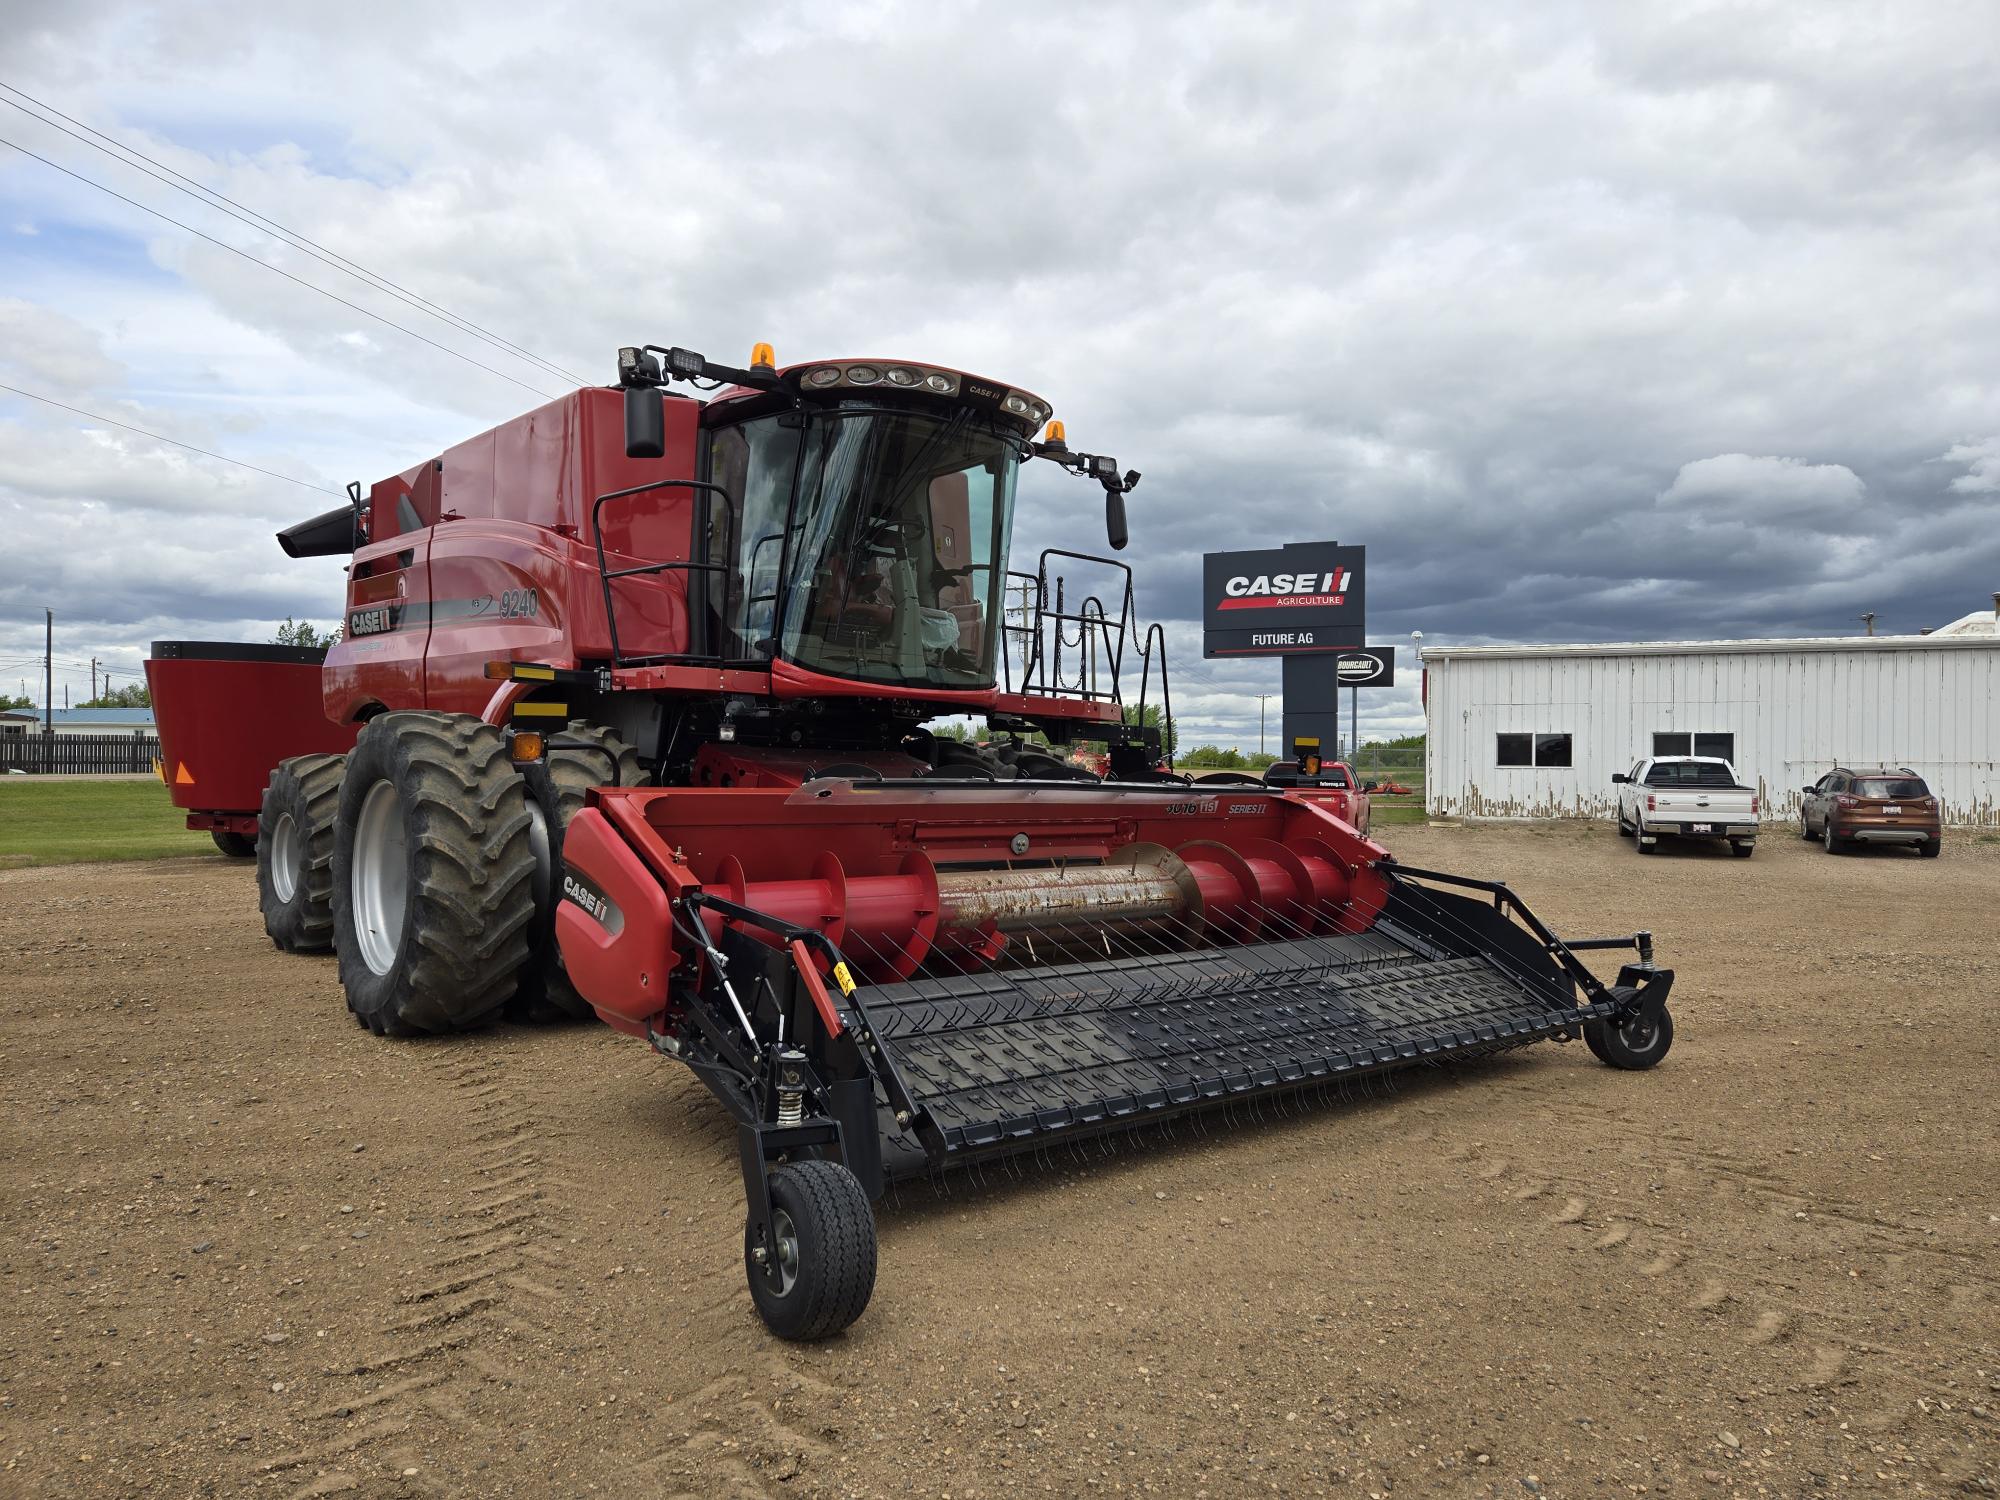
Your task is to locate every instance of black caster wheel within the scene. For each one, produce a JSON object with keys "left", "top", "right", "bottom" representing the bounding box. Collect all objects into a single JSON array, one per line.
[
  {"left": 745, "top": 1160, "right": 877, "bottom": 1341},
  {"left": 1584, "top": 1006, "right": 1674, "bottom": 1070}
]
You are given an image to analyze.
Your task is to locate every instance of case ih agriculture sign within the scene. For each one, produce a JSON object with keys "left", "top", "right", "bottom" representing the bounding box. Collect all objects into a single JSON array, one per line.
[{"left": 1202, "top": 543, "right": 1365, "bottom": 657}]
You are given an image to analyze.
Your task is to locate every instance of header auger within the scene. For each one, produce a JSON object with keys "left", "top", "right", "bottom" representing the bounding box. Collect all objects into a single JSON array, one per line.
[{"left": 175, "top": 335, "right": 1676, "bottom": 1341}]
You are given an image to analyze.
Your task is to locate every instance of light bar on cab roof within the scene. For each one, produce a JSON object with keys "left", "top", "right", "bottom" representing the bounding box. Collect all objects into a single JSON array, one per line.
[{"left": 797, "top": 362, "right": 1051, "bottom": 426}]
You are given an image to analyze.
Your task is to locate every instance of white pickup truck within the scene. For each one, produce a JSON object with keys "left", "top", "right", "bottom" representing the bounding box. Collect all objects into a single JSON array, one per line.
[{"left": 1612, "top": 756, "right": 1760, "bottom": 858}]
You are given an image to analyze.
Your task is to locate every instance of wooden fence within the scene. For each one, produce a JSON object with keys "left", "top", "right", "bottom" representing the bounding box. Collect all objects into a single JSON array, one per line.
[{"left": 0, "top": 732, "right": 163, "bottom": 775}]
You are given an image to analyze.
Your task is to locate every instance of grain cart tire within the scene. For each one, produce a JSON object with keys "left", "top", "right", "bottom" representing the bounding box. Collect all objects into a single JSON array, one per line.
[
  {"left": 212, "top": 830, "right": 257, "bottom": 858},
  {"left": 744, "top": 1160, "right": 878, "bottom": 1342},
  {"left": 258, "top": 753, "right": 346, "bottom": 953},
  {"left": 332, "top": 712, "right": 536, "bottom": 1036},
  {"left": 511, "top": 725, "right": 645, "bottom": 1024},
  {"left": 1584, "top": 1007, "right": 1674, "bottom": 1071}
]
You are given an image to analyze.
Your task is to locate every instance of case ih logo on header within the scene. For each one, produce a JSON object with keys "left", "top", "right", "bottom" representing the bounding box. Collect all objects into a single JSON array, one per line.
[
  {"left": 1216, "top": 568, "right": 1355, "bottom": 611},
  {"left": 1202, "top": 542, "right": 1365, "bottom": 658}
]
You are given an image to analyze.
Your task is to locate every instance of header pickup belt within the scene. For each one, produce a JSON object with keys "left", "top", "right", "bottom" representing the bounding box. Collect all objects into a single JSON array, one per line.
[{"left": 858, "top": 925, "right": 1587, "bottom": 1180}]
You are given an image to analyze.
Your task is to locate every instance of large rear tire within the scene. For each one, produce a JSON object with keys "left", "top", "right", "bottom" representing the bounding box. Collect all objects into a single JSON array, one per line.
[
  {"left": 332, "top": 712, "right": 537, "bottom": 1036},
  {"left": 511, "top": 725, "right": 645, "bottom": 1024},
  {"left": 258, "top": 753, "right": 346, "bottom": 953}
]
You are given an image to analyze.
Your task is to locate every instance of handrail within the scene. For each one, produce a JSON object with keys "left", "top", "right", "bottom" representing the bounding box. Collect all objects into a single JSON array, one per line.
[{"left": 590, "top": 477, "right": 737, "bottom": 667}]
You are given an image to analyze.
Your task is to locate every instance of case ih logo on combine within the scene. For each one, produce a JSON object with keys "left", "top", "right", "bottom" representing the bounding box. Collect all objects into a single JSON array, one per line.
[{"left": 1216, "top": 568, "right": 1354, "bottom": 610}]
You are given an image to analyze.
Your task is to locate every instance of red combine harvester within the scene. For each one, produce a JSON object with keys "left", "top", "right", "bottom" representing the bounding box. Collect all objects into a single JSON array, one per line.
[{"left": 154, "top": 339, "right": 1677, "bottom": 1340}]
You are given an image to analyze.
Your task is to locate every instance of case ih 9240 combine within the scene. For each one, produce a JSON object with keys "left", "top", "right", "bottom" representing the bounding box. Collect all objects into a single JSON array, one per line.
[{"left": 147, "top": 339, "right": 1676, "bottom": 1340}]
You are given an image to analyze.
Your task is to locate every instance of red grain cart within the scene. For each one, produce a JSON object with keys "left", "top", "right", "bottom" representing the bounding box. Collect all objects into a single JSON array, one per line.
[{"left": 145, "top": 642, "right": 359, "bottom": 857}]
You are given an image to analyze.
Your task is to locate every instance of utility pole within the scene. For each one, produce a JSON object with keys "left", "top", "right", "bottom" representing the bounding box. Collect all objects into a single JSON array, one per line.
[
  {"left": 1859, "top": 612, "right": 1876, "bottom": 636},
  {"left": 90, "top": 657, "right": 98, "bottom": 702},
  {"left": 1255, "top": 694, "right": 1275, "bottom": 755},
  {"left": 44, "top": 607, "right": 53, "bottom": 774}
]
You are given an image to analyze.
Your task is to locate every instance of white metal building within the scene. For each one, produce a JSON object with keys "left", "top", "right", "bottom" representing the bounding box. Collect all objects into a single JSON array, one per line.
[{"left": 1421, "top": 609, "right": 2000, "bottom": 826}]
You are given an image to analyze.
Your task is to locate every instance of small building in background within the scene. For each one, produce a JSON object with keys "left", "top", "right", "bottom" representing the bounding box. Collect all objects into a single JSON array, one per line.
[
  {"left": 0, "top": 706, "right": 158, "bottom": 736},
  {"left": 1421, "top": 605, "right": 1999, "bottom": 827}
]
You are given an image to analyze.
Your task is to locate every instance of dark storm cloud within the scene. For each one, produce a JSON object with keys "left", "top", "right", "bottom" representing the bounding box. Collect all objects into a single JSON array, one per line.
[{"left": 1, "top": 1, "right": 1995, "bottom": 742}]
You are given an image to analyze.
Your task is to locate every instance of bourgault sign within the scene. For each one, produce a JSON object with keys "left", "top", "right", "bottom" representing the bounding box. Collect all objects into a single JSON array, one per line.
[{"left": 1202, "top": 543, "right": 1365, "bottom": 657}]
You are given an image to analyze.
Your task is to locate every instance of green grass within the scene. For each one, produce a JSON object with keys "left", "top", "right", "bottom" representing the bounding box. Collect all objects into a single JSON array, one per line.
[
  {"left": 1370, "top": 804, "right": 1429, "bottom": 827},
  {"left": 0, "top": 778, "right": 219, "bottom": 868}
]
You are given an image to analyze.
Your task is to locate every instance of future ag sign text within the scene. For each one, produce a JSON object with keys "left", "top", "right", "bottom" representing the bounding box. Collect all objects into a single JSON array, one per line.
[{"left": 1202, "top": 543, "right": 1365, "bottom": 657}]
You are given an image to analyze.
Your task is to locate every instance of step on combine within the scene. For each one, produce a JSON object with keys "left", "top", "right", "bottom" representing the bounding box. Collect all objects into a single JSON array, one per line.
[{"left": 205, "top": 337, "right": 1675, "bottom": 1340}]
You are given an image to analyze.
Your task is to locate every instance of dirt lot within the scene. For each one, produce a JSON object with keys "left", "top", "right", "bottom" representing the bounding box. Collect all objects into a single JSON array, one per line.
[{"left": 3, "top": 823, "right": 1996, "bottom": 1498}]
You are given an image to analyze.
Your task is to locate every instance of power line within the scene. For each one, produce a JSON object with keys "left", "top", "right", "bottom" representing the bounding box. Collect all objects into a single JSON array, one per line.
[
  {"left": 0, "top": 380, "right": 340, "bottom": 494},
  {"left": 0, "top": 83, "right": 591, "bottom": 390},
  {"left": 0, "top": 135, "right": 561, "bottom": 401}
]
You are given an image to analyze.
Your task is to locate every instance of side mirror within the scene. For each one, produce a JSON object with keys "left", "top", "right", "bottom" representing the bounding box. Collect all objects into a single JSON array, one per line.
[
  {"left": 1363, "top": 779, "right": 1379, "bottom": 792},
  {"left": 624, "top": 385, "right": 665, "bottom": 459},
  {"left": 1800, "top": 785, "right": 1815, "bottom": 795},
  {"left": 1105, "top": 489, "right": 1128, "bottom": 551},
  {"left": 1610, "top": 772, "right": 1628, "bottom": 784}
]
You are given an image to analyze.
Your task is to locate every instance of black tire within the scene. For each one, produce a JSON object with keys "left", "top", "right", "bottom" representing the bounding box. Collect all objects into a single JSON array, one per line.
[
  {"left": 1799, "top": 812, "right": 1814, "bottom": 840},
  {"left": 258, "top": 753, "right": 346, "bottom": 953},
  {"left": 211, "top": 829, "right": 256, "bottom": 858},
  {"left": 1729, "top": 841, "right": 1754, "bottom": 859},
  {"left": 1823, "top": 820, "right": 1844, "bottom": 855},
  {"left": 331, "top": 712, "right": 536, "bottom": 1036},
  {"left": 1584, "top": 1006, "right": 1674, "bottom": 1070},
  {"left": 511, "top": 725, "right": 645, "bottom": 1024},
  {"left": 1918, "top": 840, "right": 1941, "bottom": 859},
  {"left": 744, "top": 1160, "right": 877, "bottom": 1342},
  {"left": 1636, "top": 832, "right": 1656, "bottom": 854}
]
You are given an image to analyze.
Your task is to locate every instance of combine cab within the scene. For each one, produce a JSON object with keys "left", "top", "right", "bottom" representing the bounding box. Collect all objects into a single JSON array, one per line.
[{"left": 193, "top": 336, "right": 1676, "bottom": 1340}]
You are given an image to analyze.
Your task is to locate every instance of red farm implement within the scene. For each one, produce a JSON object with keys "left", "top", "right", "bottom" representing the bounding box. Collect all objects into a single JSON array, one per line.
[{"left": 151, "top": 337, "right": 1677, "bottom": 1339}]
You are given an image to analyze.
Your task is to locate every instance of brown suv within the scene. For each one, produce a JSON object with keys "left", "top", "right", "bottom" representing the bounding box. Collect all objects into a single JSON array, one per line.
[{"left": 1799, "top": 768, "right": 1942, "bottom": 857}]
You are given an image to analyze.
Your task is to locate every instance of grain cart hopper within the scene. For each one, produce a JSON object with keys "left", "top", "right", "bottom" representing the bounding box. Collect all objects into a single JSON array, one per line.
[{"left": 244, "top": 338, "right": 1676, "bottom": 1340}]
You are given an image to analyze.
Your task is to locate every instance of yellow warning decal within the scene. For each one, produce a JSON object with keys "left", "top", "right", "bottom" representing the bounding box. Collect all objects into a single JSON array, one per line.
[
  {"left": 513, "top": 664, "right": 557, "bottom": 681},
  {"left": 831, "top": 961, "right": 857, "bottom": 997},
  {"left": 174, "top": 761, "right": 195, "bottom": 785},
  {"left": 512, "top": 701, "right": 568, "bottom": 718}
]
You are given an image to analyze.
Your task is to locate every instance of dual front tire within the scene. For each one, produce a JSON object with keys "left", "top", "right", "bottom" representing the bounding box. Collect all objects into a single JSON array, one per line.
[
  {"left": 332, "top": 712, "right": 538, "bottom": 1036},
  {"left": 255, "top": 712, "right": 641, "bottom": 1035}
]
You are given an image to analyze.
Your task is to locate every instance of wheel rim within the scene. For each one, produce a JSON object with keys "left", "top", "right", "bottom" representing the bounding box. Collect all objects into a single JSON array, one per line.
[
  {"left": 1824, "top": 822, "right": 1834, "bottom": 850},
  {"left": 351, "top": 778, "right": 409, "bottom": 977},
  {"left": 270, "top": 811, "right": 300, "bottom": 903},
  {"left": 1617, "top": 1015, "right": 1661, "bottom": 1054},
  {"left": 768, "top": 1208, "right": 800, "bottom": 1296}
]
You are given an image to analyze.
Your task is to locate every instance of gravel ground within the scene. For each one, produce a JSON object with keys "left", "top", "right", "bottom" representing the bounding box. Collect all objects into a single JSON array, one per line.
[{"left": 3, "top": 821, "right": 1996, "bottom": 1498}]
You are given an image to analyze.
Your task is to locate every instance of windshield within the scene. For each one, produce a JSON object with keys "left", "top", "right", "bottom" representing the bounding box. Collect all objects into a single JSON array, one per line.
[{"left": 770, "top": 406, "right": 1020, "bottom": 688}]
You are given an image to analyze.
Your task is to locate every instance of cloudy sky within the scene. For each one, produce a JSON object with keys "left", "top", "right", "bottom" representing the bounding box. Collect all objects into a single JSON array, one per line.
[{"left": 2, "top": 1, "right": 1994, "bottom": 748}]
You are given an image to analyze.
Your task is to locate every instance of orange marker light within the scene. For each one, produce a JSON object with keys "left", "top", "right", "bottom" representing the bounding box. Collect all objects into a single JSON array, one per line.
[
  {"left": 509, "top": 731, "right": 545, "bottom": 763},
  {"left": 750, "top": 342, "right": 777, "bottom": 370},
  {"left": 1044, "top": 420, "right": 1066, "bottom": 445}
]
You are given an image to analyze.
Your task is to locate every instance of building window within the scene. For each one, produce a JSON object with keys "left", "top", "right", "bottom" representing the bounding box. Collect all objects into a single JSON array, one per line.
[
  {"left": 1653, "top": 731, "right": 1735, "bottom": 762},
  {"left": 1497, "top": 732, "right": 1572, "bottom": 768}
]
